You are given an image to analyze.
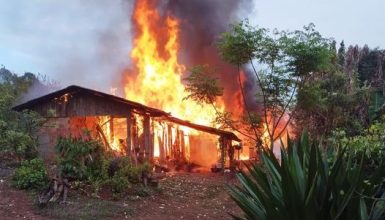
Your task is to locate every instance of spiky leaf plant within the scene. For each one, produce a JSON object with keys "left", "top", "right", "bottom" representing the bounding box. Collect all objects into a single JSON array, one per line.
[{"left": 229, "top": 132, "right": 385, "bottom": 220}]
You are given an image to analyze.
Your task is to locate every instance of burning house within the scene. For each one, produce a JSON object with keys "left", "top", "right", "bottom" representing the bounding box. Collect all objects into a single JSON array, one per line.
[
  {"left": 12, "top": 0, "right": 259, "bottom": 170},
  {"left": 12, "top": 85, "right": 241, "bottom": 170}
]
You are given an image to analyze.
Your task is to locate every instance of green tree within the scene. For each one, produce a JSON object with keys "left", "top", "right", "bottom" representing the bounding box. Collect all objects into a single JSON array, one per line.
[
  {"left": 0, "top": 67, "right": 50, "bottom": 161},
  {"left": 338, "top": 40, "right": 346, "bottom": 68},
  {"left": 296, "top": 43, "right": 385, "bottom": 138},
  {"left": 185, "top": 22, "right": 332, "bottom": 150},
  {"left": 184, "top": 65, "right": 257, "bottom": 140},
  {"left": 294, "top": 69, "right": 370, "bottom": 138}
]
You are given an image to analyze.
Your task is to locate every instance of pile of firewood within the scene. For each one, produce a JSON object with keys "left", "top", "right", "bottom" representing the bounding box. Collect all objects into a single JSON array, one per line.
[{"left": 38, "top": 176, "right": 69, "bottom": 206}]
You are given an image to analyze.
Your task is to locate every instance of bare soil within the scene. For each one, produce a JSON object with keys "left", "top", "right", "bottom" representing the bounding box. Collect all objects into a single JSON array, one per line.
[
  {"left": 0, "top": 165, "right": 242, "bottom": 220},
  {"left": 0, "top": 163, "right": 47, "bottom": 220}
]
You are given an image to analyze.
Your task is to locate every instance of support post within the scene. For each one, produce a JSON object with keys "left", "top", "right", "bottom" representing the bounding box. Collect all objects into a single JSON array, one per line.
[
  {"left": 219, "top": 136, "right": 225, "bottom": 174},
  {"left": 143, "top": 114, "right": 151, "bottom": 159},
  {"left": 126, "top": 111, "right": 132, "bottom": 156},
  {"left": 159, "top": 123, "right": 165, "bottom": 161},
  {"left": 180, "top": 130, "right": 185, "bottom": 159},
  {"left": 167, "top": 124, "right": 172, "bottom": 158},
  {"left": 110, "top": 116, "right": 114, "bottom": 143},
  {"left": 162, "top": 125, "right": 167, "bottom": 159},
  {"left": 175, "top": 128, "right": 180, "bottom": 159},
  {"left": 150, "top": 119, "right": 154, "bottom": 159}
]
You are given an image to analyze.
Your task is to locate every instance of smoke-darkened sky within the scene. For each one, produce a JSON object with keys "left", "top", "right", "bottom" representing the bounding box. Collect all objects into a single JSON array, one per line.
[{"left": 1, "top": 0, "right": 384, "bottom": 91}]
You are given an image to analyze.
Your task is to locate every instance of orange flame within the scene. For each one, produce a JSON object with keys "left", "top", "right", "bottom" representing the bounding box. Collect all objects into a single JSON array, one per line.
[
  {"left": 239, "top": 154, "right": 249, "bottom": 160},
  {"left": 119, "top": 0, "right": 293, "bottom": 162},
  {"left": 98, "top": 116, "right": 125, "bottom": 154},
  {"left": 260, "top": 112, "right": 292, "bottom": 150},
  {"left": 124, "top": 0, "right": 221, "bottom": 126}
]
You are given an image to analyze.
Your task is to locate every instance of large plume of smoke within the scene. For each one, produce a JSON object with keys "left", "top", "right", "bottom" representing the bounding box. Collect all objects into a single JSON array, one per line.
[
  {"left": 164, "top": 0, "right": 257, "bottom": 113},
  {"left": 52, "top": 1, "right": 133, "bottom": 93},
  {"left": 12, "top": 0, "right": 257, "bottom": 110},
  {"left": 18, "top": 75, "right": 60, "bottom": 104},
  {"left": 125, "top": 0, "right": 257, "bottom": 114}
]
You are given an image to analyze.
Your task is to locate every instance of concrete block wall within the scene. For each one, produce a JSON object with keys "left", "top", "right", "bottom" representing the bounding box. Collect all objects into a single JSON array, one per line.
[{"left": 37, "top": 117, "right": 70, "bottom": 162}]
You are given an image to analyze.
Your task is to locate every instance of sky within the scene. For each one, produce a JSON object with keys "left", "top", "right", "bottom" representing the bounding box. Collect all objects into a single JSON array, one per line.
[
  {"left": 0, "top": 0, "right": 133, "bottom": 90},
  {"left": 251, "top": 0, "right": 385, "bottom": 48},
  {"left": 0, "top": 0, "right": 384, "bottom": 91}
]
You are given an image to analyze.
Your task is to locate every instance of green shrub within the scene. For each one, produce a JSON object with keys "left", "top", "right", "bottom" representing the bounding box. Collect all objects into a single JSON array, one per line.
[
  {"left": 118, "top": 159, "right": 141, "bottom": 183},
  {"left": 109, "top": 175, "right": 131, "bottom": 195},
  {"left": 4, "top": 130, "right": 36, "bottom": 161},
  {"left": 55, "top": 137, "right": 154, "bottom": 197},
  {"left": 0, "top": 110, "right": 44, "bottom": 161},
  {"left": 114, "top": 157, "right": 132, "bottom": 176},
  {"left": 108, "top": 157, "right": 152, "bottom": 184},
  {"left": 11, "top": 158, "right": 49, "bottom": 190},
  {"left": 330, "top": 119, "right": 385, "bottom": 176},
  {"left": 55, "top": 136, "right": 107, "bottom": 180},
  {"left": 103, "top": 157, "right": 154, "bottom": 196},
  {"left": 229, "top": 132, "right": 385, "bottom": 220},
  {"left": 133, "top": 186, "right": 155, "bottom": 197},
  {"left": 86, "top": 156, "right": 110, "bottom": 182}
]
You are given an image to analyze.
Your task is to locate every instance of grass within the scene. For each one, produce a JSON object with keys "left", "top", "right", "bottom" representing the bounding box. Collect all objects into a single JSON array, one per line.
[{"left": 34, "top": 194, "right": 135, "bottom": 220}]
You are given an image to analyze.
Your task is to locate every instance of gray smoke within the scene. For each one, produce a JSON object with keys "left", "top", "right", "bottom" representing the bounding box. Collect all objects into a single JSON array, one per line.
[{"left": 150, "top": 0, "right": 257, "bottom": 111}]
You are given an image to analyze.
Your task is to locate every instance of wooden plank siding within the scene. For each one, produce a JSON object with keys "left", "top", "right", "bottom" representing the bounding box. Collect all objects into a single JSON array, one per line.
[
  {"left": 13, "top": 85, "right": 241, "bottom": 163},
  {"left": 26, "top": 93, "right": 132, "bottom": 118}
]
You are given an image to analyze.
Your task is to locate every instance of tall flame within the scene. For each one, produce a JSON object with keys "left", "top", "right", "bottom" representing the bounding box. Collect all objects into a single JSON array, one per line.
[
  {"left": 121, "top": 0, "right": 292, "bottom": 161},
  {"left": 124, "top": 0, "right": 221, "bottom": 126}
]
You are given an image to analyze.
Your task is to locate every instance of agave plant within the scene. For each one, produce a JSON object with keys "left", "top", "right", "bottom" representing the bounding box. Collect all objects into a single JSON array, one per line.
[{"left": 229, "top": 132, "right": 385, "bottom": 220}]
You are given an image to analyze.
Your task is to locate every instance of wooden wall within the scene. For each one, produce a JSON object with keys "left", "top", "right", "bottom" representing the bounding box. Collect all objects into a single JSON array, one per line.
[
  {"left": 28, "top": 92, "right": 132, "bottom": 118},
  {"left": 27, "top": 91, "right": 233, "bottom": 165}
]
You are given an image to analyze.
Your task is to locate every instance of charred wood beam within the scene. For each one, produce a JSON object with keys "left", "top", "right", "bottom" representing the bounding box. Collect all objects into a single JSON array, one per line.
[
  {"left": 158, "top": 135, "right": 164, "bottom": 161},
  {"left": 96, "top": 124, "right": 111, "bottom": 150},
  {"left": 38, "top": 177, "right": 69, "bottom": 206},
  {"left": 156, "top": 116, "right": 240, "bottom": 142},
  {"left": 126, "top": 111, "right": 132, "bottom": 156},
  {"left": 176, "top": 128, "right": 180, "bottom": 158},
  {"left": 143, "top": 114, "right": 151, "bottom": 159},
  {"left": 180, "top": 130, "right": 185, "bottom": 159},
  {"left": 150, "top": 119, "right": 154, "bottom": 158},
  {"left": 161, "top": 123, "right": 166, "bottom": 160},
  {"left": 167, "top": 124, "right": 172, "bottom": 158},
  {"left": 110, "top": 116, "right": 114, "bottom": 144}
]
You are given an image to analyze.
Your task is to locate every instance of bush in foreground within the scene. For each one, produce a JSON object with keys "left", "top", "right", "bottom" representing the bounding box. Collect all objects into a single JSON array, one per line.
[
  {"left": 229, "top": 132, "right": 385, "bottom": 220},
  {"left": 55, "top": 136, "right": 108, "bottom": 180},
  {"left": 55, "top": 136, "right": 155, "bottom": 197},
  {"left": 330, "top": 119, "right": 385, "bottom": 177},
  {"left": 12, "top": 158, "right": 49, "bottom": 190}
]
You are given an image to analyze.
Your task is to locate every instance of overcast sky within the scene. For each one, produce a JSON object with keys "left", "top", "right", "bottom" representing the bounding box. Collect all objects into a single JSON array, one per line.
[
  {"left": 0, "top": 0, "right": 133, "bottom": 90},
  {"left": 0, "top": 0, "right": 384, "bottom": 90},
  {"left": 251, "top": 0, "right": 385, "bottom": 48}
]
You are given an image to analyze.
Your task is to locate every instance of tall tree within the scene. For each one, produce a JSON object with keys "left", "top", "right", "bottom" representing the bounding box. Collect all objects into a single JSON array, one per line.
[
  {"left": 338, "top": 40, "right": 346, "bottom": 68},
  {"left": 0, "top": 67, "right": 49, "bottom": 161},
  {"left": 185, "top": 22, "right": 333, "bottom": 150}
]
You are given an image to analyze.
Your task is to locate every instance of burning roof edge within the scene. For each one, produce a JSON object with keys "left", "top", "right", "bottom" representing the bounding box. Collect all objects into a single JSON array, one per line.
[
  {"left": 12, "top": 85, "right": 240, "bottom": 141},
  {"left": 12, "top": 85, "right": 169, "bottom": 117},
  {"left": 166, "top": 116, "right": 240, "bottom": 142}
]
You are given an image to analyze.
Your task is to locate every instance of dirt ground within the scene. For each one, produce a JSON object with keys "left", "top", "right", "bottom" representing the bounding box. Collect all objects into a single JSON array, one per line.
[
  {"left": 0, "top": 164, "right": 242, "bottom": 220},
  {"left": 0, "top": 164, "right": 46, "bottom": 220}
]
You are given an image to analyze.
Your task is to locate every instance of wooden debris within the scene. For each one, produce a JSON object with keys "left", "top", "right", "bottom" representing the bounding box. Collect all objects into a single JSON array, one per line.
[
  {"left": 96, "top": 124, "right": 111, "bottom": 150},
  {"left": 38, "top": 176, "right": 69, "bottom": 206}
]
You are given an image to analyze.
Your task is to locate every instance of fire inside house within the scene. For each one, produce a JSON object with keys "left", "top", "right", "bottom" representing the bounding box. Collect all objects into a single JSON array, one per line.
[{"left": 12, "top": 85, "right": 242, "bottom": 170}]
